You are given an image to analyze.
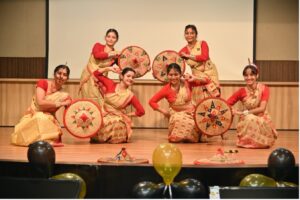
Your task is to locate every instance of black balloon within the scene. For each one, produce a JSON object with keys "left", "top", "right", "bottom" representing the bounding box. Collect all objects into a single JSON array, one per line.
[
  {"left": 172, "top": 178, "right": 208, "bottom": 199},
  {"left": 132, "top": 181, "right": 164, "bottom": 198},
  {"left": 27, "top": 141, "right": 56, "bottom": 178},
  {"left": 268, "top": 148, "right": 295, "bottom": 181}
]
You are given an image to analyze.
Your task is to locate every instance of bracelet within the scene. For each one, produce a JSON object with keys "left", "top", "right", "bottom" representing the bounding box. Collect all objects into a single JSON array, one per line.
[{"left": 243, "top": 110, "right": 249, "bottom": 115}]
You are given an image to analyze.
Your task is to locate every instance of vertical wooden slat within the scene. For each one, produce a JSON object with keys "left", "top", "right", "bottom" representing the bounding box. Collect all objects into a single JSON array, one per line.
[{"left": 256, "top": 60, "right": 299, "bottom": 82}]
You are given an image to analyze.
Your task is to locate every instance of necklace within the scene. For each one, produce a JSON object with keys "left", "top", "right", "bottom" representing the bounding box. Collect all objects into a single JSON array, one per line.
[
  {"left": 247, "top": 83, "right": 258, "bottom": 96},
  {"left": 49, "top": 81, "right": 62, "bottom": 93},
  {"left": 187, "top": 40, "right": 197, "bottom": 50},
  {"left": 171, "top": 81, "right": 181, "bottom": 93}
]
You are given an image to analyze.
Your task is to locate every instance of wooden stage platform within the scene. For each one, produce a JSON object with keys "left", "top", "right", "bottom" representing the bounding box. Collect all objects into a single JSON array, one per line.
[
  {"left": 0, "top": 127, "right": 298, "bottom": 198},
  {"left": 0, "top": 127, "right": 298, "bottom": 166}
]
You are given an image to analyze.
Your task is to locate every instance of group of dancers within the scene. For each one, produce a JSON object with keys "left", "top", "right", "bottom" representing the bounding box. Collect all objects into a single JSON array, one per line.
[{"left": 11, "top": 25, "right": 278, "bottom": 149}]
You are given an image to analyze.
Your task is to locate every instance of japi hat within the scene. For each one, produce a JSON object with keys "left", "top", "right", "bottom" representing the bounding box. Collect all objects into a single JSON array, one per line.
[
  {"left": 118, "top": 46, "right": 151, "bottom": 78},
  {"left": 152, "top": 50, "right": 185, "bottom": 82},
  {"left": 97, "top": 147, "right": 149, "bottom": 164},
  {"left": 194, "top": 97, "right": 233, "bottom": 137},
  {"left": 63, "top": 99, "right": 102, "bottom": 138}
]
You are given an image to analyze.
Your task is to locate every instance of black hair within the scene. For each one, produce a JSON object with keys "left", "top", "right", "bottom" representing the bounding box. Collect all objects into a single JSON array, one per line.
[
  {"left": 106, "top": 28, "right": 119, "bottom": 40},
  {"left": 185, "top": 24, "right": 198, "bottom": 36},
  {"left": 54, "top": 64, "right": 70, "bottom": 78},
  {"left": 242, "top": 64, "right": 258, "bottom": 76},
  {"left": 167, "top": 63, "right": 182, "bottom": 75},
  {"left": 122, "top": 67, "right": 136, "bottom": 76}
]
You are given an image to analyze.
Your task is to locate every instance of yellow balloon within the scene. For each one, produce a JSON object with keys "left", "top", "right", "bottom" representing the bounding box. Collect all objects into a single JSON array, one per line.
[
  {"left": 152, "top": 143, "right": 182, "bottom": 185},
  {"left": 51, "top": 173, "right": 87, "bottom": 198},
  {"left": 239, "top": 173, "right": 277, "bottom": 187}
]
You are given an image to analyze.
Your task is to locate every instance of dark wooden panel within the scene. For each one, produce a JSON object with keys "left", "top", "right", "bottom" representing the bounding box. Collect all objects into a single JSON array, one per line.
[
  {"left": 256, "top": 60, "right": 299, "bottom": 82},
  {"left": 0, "top": 57, "right": 46, "bottom": 78}
]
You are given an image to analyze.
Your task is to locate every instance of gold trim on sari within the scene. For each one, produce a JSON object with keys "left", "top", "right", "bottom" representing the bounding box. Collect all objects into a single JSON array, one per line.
[
  {"left": 79, "top": 54, "right": 115, "bottom": 107},
  {"left": 186, "top": 41, "right": 220, "bottom": 104},
  {"left": 11, "top": 90, "right": 69, "bottom": 146},
  {"left": 94, "top": 86, "right": 134, "bottom": 143},
  {"left": 236, "top": 83, "right": 278, "bottom": 148},
  {"left": 168, "top": 81, "right": 199, "bottom": 143}
]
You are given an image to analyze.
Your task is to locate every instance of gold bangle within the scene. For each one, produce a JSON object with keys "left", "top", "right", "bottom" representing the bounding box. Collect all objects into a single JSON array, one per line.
[{"left": 243, "top": 110, "right": 249, "bottom": 115}]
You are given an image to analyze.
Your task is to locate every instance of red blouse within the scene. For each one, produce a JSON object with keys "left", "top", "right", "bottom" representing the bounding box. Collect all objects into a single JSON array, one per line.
[
  {"left": 93, "top": 70, "right": 145, "bottom": 117},
  {"left": 227, "top": 85, "right": 270, "bottom": 106},
  {"left": 149, "top": 80, "right": 206, "bottom": 110},
  {"left": 179, "top": 40, "right": 209, "bottom": 62},
  {"left": 92, "top": 43, "right": 109, "bottom": 60},
  {"left": 36, "top": 79, "right": 48, "bottom": 91}
]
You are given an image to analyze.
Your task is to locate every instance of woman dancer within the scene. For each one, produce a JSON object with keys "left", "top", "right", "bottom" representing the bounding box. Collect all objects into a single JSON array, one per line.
[
  {"left": 90, "top": 66, "right": 145, "bottom": 143},
  {"left": 79, "top": 28, "right": 120, "bottom": 107},
  {"left": 179, "top": 24, "right": 220, "bottom": 104},
  {"left": 227, "top": 63, "right": 278, "bottom": 148},
  {"left": 11, "top": 65, "right": 71, "bottom": 147},
  {"left": 149, "top": 63, "right": 209, "bottom": 142}
]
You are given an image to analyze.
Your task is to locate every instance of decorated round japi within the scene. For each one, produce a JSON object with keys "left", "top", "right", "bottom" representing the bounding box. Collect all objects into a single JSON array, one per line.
[
  {"left": 63, "top": 99, "right": 102, "bottom": 138},
  {"left": 118, "top": 46, "right": 151, "bottom": 78},
  {"left": 194, "top": 97, "right": 233, "bottom": 136},
  {"left": 97, "top": 147, "right": 149, "bottom": 164},
  {"left": 152, "top": 50, "right": 185, "bottom": 82}
]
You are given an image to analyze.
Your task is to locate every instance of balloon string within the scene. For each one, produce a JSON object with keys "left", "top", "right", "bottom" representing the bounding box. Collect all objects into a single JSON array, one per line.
[
  {"left": 168, "top": 184, "right": 172, "bottom": 199},
  {"left": 163, "top": 185, "right": 168, "bottom": 197}
]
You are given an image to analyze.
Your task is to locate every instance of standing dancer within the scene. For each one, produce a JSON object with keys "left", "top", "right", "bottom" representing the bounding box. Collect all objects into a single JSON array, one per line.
[
  {"left": 79, "top": 28, "right": 120, "bottom": 107},
  {"left": 179, "top": 24, "right": 220, "bottom": 105}
]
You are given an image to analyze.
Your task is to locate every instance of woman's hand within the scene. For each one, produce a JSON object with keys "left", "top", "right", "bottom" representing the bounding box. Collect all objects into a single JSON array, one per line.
[
  {"left": 95, "top": 66, "right": 120, "bottom": 75},
  {"left": 232, "top": 108, "right": 243, "bottom": 116},
  {"left": 180, "top": 52, "right": 196, "bottom": 60},
  {"left": 180, "top": 52, "right": 189, "bottom": 59},
  {"left": 162, "top": 110, "right": 170, "bottom": 119},
  {"left": 110, "top": 65, "right": 121, "bottom": 74},
  {"left": 61, "top": 99, "right": 72, "bottom": 107},
  {"left": 108, "top": 51, "right": 120, "bottom": 58},
  {"left": 55, "top": 98, "right": 72, "bottom": 108},
  {"left": 156, "top": 107, "right": 170, "bottom": 119},
  {"left": 183, "top": 73, "right": 195, "bottom": 82}
]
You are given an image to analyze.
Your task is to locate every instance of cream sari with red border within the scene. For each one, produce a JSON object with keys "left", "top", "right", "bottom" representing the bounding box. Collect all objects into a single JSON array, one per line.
[
  {"left": 79, "top": 54, "right": 115, "bottom": 107},
  {"left": 11, "top": 90, "right": 69, "bottom": 146},
  {"left": 236, "top": 83, "right": 278, "bottom": 148},
  {"left": 168, "top": 81, "right": 199, "bottom": 143},
  {"left": 186, "top": 41, "right": 220, "bottom": 104},
  {"left": 93, "top": 86, "right": 134, "bottom": 143}
]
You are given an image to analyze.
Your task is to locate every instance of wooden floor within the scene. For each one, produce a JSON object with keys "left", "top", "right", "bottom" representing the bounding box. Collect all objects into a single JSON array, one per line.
[{"left": 0, "top": 127, "right": 298, "bottom": 167}]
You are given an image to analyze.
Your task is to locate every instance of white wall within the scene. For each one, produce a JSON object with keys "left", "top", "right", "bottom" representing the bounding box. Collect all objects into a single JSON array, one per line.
[{"left": 48, "top": 0, "right": 254, "bottom": 80}]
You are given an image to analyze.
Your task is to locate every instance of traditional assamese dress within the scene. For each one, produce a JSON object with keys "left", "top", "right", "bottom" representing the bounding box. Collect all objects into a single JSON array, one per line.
[
  {"left": 179, "top": 40, "right": 220, "bottom": 104},
  {"left": 91, "top": 71, "right": 145, "bottom": 143},
  {"left": 149, "top": 79, "right": 207, "bottom": 143},
  {"left": 79, "top": 43, "right": 117, "bottom": 107},
  {"left": 227, "top": 83, "right": 278, "bottom": 148},
  {"left": 11, "top": 80, "right": 70, "bottom": 146}
]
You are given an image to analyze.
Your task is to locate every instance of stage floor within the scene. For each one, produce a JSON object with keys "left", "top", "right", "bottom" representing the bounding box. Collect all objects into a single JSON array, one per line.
[{"left": 0, "top": 127, "right": 298, "bottom": 167}]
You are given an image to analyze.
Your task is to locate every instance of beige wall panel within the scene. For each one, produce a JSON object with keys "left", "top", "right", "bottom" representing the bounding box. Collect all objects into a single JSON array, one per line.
[
  {"left": 0, "top": 0, "right": 45, "bottom": 57},
  {"left": 0, "top": 79, "right": 298, "bottom": 130},
  {"left": 256, "top": 0, "right": 299, "bottom": 60}
]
